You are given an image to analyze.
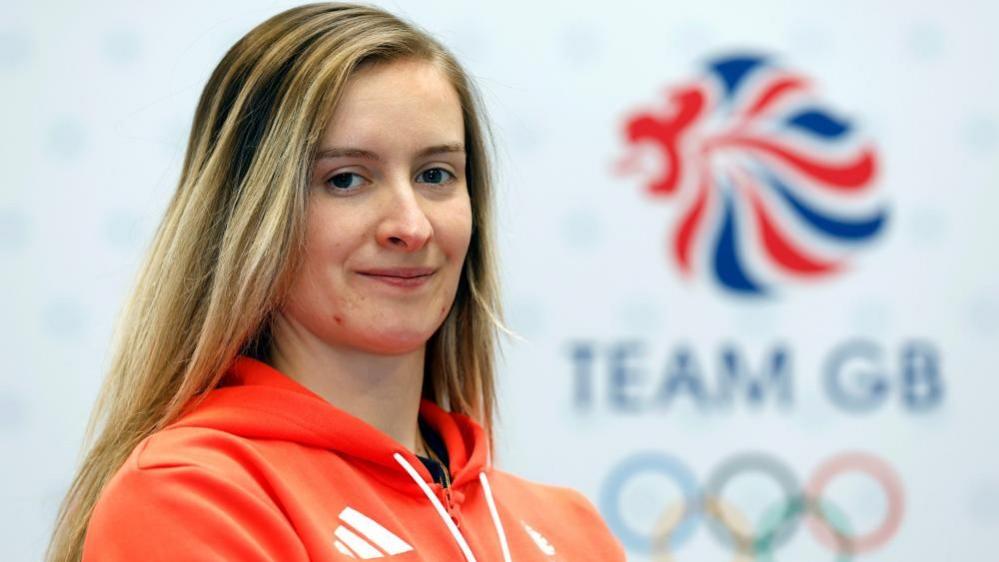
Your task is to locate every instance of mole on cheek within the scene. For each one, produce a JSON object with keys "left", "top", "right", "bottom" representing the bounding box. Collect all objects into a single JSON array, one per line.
[{"left": 334, "top": 315, "right": 343, "bottom": 325}]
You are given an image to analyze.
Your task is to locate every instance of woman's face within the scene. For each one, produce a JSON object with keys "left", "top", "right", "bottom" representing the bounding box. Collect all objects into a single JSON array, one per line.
[{"left": 279, "top": 58, "right": 472, "bottom": 356}]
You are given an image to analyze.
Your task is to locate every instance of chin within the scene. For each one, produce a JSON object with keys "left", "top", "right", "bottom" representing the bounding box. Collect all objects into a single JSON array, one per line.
[{"left": 357, "top": 329, "right": 434, "bottom": 356}]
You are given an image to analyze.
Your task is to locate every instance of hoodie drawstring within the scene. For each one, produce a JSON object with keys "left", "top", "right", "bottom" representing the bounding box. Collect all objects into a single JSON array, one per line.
[
  {"left": 393, "top": 453, "right": 513, "bottom": 562},
  {"left": 479, "top": 472, "right": 513, "bottom": 562}
]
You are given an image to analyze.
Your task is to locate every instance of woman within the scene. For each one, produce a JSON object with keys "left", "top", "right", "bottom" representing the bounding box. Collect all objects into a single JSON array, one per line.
[{"left": 46, "top": 3, "right": 626, "bottom": 562}]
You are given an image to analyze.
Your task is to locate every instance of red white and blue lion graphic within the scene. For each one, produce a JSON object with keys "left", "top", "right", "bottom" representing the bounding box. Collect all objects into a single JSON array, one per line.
[{"left": 618, "top": 54, "right": 888, "bottom": 296}]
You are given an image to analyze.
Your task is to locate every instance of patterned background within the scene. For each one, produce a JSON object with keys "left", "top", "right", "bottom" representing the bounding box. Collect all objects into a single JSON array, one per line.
[{"left": 2, "top": 0, "right": 997, "bottom": 559}]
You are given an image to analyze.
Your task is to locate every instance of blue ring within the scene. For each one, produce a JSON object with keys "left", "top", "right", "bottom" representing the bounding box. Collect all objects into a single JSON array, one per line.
[{"left": 599, "top": 451, "right": 700, "bottom": 554}]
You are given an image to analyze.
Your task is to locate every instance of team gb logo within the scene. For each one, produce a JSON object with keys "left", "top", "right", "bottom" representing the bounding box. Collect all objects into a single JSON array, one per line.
[{"left": 617, "top": 54, "right": 888, "bottom": 297}]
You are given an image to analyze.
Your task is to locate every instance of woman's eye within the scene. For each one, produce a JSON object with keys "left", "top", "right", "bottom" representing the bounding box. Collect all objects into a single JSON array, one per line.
[
  {"left": 326, "top": 172, "right": 365, "bottom": 191},
  {"left": 417, "top": 168, "right": 455, "bottom": 185}
]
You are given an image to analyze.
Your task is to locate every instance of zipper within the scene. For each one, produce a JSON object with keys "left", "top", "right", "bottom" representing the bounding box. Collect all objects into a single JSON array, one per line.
[
  {"left": 393, "top": 452, "right": 476, "bottom": 562},
  {"left": 422, "top": 435, "right": 459, "bottom": 526},
  {"left": 435, "top": 482, "right": 462, "bottom": 528}
]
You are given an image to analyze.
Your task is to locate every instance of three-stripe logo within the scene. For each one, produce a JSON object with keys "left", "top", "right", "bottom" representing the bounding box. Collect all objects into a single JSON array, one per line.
[{"left": 332, "top": 506, "right": 414, "bottom": 559}]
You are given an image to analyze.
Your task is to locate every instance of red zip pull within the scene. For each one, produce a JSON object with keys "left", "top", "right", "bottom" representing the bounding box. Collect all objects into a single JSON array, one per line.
[
  {"left": 438, "top": 486, "right": 463, "bottom": 528},
  {"left": 431, "top": 482, "right": 451, "bottom": 509}
]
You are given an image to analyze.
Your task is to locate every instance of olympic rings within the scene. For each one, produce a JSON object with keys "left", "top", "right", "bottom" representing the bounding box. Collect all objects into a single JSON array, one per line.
[{"left": 599, "top": 450, "right": 904, "bottom": 558}]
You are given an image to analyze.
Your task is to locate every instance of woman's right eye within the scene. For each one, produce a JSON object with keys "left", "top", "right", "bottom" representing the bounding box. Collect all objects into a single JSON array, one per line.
[{"left": 326, "top": 172, "right": 366, "bottom": 192}]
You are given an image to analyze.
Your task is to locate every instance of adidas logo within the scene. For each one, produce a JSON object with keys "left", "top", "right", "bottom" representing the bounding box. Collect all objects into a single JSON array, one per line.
[
  {"left": 522, "top": 521, "right": 556, "bottom": 556},
  {"left": 332, "top": 506, "right": 414, "bottom": 559}
]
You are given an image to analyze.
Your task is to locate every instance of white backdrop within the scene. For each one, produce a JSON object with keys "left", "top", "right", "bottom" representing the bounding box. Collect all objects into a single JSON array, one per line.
[{"left": 3, "top": 0, "right": 998, "bottom": 560}]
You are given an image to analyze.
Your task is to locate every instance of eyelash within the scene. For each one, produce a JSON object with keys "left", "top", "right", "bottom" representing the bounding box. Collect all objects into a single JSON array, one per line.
[{"left": 324, "top": 168, "right": 457, "bottom": 193}]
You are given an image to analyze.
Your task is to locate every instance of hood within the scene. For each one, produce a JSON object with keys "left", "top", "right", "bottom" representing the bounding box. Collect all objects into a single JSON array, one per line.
[{"left": 167, "top": 355, "right": 493, "bottom": 496}]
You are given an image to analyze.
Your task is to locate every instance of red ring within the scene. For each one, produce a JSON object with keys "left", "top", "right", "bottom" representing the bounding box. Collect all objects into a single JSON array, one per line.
[{"left": 805, "top": 451, "right": 905, "bottom": 553}]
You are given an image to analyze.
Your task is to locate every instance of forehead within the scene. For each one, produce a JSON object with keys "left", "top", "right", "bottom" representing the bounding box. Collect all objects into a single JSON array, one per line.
[{"left": 320, "top": 58, "right": 464, "bottom": 148}]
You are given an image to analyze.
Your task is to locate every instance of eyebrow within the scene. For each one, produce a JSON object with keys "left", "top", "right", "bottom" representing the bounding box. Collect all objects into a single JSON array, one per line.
[{"left": 314, "top": 143, "right": 465, "bottom": 162}]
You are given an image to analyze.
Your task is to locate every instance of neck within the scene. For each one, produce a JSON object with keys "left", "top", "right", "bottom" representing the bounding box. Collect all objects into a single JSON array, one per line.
[{"left": 267, "top": 314, "right": 426, "bottom": 454}]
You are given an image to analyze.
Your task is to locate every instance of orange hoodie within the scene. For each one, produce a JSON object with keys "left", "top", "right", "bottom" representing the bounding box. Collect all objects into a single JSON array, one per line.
[{"left": 82, "top": 356, "right": 627, "bottom": 561}]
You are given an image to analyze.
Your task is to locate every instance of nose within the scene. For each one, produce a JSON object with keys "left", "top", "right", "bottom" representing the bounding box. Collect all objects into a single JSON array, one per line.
[{"left": 375, "top": 179, "right": 433, "bottom": 252}]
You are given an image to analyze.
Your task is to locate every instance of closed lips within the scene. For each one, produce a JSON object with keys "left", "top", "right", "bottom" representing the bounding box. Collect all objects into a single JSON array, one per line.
[{"left": 357, "top": 268, "right": 435, "bottom": 278}]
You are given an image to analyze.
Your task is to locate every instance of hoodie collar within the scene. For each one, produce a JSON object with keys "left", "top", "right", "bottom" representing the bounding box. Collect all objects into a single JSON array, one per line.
[{"left": 168, "top": 355, "right": 490, "bottom": 494}]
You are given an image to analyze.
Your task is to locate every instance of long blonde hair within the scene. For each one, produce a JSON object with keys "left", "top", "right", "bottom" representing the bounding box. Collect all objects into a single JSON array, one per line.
[{"left": 46, "top": 3, "right": 505, "bottom": 561}]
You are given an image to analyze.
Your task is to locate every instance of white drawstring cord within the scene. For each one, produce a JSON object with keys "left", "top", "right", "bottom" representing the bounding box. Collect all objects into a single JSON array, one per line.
[
  {"left": 479, "top": 472, "right": 513, "bottom": 562},
  {"left": 393, "top": 453, "right": 478, "bottom": 562}
]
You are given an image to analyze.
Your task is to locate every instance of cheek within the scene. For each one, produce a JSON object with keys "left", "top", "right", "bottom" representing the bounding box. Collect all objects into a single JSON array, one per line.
[
  {"left": 302, "top": 200, "right": 367, "bottom": 275},
  {"left": 283, "top": 247, "right": 353, "bottom": 336},
  {"left": 437, "top": 202, "right": 472, "bottom": 321},
  {"left": 289, "top": 208, "right": 360, "bottom": 311},
  {"left": 437, "top": 197, "right": 473, "bottom": 259}
]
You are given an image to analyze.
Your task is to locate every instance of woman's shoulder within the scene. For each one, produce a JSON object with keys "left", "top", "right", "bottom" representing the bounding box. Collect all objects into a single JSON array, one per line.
[
  {"left": 98, "top": 422, "right": 315, "bottom": 513},
  {"left": 484, "top": 468, "right": 627, "bottom": 560},
  {"left": 123, "top": 424, "right": 268, "bottom": 476},
  {"left": 93, "top": 425, "right": 287, "bottom": 523},
  {"left": 484, "top": 468, "right": 608, "bottom": 525},
  {"left": 83, "top": 427, "right": 308, "bottom": 561}
]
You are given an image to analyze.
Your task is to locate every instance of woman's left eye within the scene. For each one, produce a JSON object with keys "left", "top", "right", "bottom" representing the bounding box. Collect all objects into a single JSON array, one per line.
[{"left": 416, "top": 168, "right": 455, "bottom": 185}]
